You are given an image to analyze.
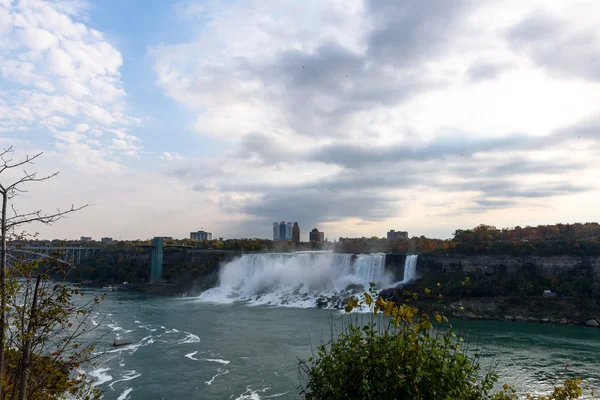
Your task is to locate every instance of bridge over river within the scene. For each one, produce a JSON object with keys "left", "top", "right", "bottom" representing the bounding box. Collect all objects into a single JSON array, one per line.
[
  {"left": 9, "top": 240, "right": 189, "bottom": 280},
  {"left": 10, "top": 239, "right": 189, "bottom": 280},
  {"left": 8, "top": 246, "right": 103, "bottom": 265}
]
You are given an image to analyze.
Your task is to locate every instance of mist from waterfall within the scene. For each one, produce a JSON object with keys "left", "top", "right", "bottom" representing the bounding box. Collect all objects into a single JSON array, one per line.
[
  {"left": 198, "top": 252, "right": 391, "bottom": 308},
  {"left": 198, "top": 252, "right": 419, "bottom": 308}
]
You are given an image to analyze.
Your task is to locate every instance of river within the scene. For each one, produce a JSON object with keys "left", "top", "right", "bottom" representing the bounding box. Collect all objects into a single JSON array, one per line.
[
  {"left": 81, "top": 252, "right": 599, "bottom": 399},
  {"left": 82, "top": 290, "right": 600, "bottom": 400}
]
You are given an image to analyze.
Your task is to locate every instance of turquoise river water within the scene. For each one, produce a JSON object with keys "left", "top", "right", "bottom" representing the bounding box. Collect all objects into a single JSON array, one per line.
[{"left": 81, "top": 289, "right": 600, "bottom": 400}]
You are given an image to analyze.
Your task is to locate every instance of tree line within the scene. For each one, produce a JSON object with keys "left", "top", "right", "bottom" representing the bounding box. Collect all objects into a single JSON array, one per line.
[
  {"left": 21, "top": 222, "right": 600, "bottom": 257},
  {"left": 335, "top": 223, "right": 600, "bottom": 256}
]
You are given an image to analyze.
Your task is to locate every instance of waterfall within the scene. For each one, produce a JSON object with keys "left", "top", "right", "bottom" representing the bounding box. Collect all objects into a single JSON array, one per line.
[
  {"left": 400, "top": 255, "right": 418, "bottom": 284},
  {"left": 354, "top": 253, "right": 386, "bottom": 284},
  {"left": 199, "top": 252, "right": 390, "bottom": 308}
]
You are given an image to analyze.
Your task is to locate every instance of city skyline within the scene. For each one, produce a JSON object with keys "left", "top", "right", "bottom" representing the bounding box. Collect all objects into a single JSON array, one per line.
[
  {"left": 17, "top": 220, "right": 600, "bottom": 243},
  {"left": 3, "top": 1, "right": 600, "bottom": 241},
  {"left": 273, "top": 221, "right": 299, "bottom": 241}
]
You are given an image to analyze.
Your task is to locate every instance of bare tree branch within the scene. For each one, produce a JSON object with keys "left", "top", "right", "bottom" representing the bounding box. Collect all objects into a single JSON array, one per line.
[
  {"left": 4, "top": 171, "right": 60, "bottom": 194},
  {"left": 6, "top": 203, "right": 89, "bottom": 230},
  {"left": 0, "top": 149, "right": 43, "bottom": 177},
  {"left": 0, "top": 146, "right": 13, "bottom": 158}
]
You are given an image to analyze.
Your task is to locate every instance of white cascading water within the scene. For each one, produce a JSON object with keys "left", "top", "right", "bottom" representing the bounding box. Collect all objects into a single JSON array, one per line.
[
  {"left": 198, "top": 252, "right": 390, "bottom": 308},
  {"left": 382, "top": 254, "right": 419, "bottom": 288},
  {"left": 398, "top": 254, "right": 418, "bottom": 285}
]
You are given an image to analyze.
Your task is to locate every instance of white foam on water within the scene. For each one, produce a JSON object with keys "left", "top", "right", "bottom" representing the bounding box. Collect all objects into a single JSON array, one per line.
[
  {"left": 203, "top": 358, "right": 230, "bottom": 365},
  {"left": 117, "top": 388, "right": 133, "bottom": 400},
  {"left": 107, "top": 320, "right": 132, "bottom": 335},
  {"left": 205, "top": 368, "right": 229, "bottom": 385},
  {"left": 134, "top": 320, "right": 141, "bottom": 324},
  {"left": 105, "top": 335, "right": 153, "bottom": 356},
  {"left": 102, "top": 355, "right": 118, "bottom": 364},
  {"left": 265, "top": 393, "right": 289, "bottom": 398},
  {"left": 137, "top": 324, "right": 157, "bottom": 332},
  {"left": 66, "top": 374, "right": 101, "bottom": 400},
  {"left": 90, "top": 367, "right": 113, "bottom": 386},
  {"left": 109, "top": 370, "right": 142, "bottom": 390},
  {"left": 177, "top": 332, "right": 200, "bottom": 344},
  {"left": 234, "top": 387, "right": 270, "bottom": 400},
  {"left": 199, "top": 252, "right": 392, "bottom": 308},
  {"left": 185, "top": 351, "right": 199, "bottom": 361},
  {"left": 108, "top": 324, "right": 124, "bottom": 331}
]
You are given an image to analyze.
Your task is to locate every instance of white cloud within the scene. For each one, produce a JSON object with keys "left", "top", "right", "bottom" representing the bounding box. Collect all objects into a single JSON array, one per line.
[
  {"left": 52, "top": 141, "right": 123, "bottom": 173},
  {"left": 0, "top": 0, "right": 139, "bottom": 171},
  {"left": 3, "top": 1, "right": 599, "bottom": 241},
  {"left": 41, "top": 115, "right": 69, "bottom": 127},
  {"left": 16, "top": 162, "right": 222, "bottom": 240},
  {"left": 74, "top": 123, "right": 90, "bottom": 133},
  {"left": 16, "top": 25, "right": 59, "bottom": 50},
  {"left": 55, "top": 130, "right": 81, "bottom": 143},
  {"left": 35, "top": 80, "right": 56, "bottom": 92},
  {"left": 152, "top": 0, "right": 600, "bottom": 239},
  {"left": 160, "top": 151, "right": 183, "bottom": 161}
]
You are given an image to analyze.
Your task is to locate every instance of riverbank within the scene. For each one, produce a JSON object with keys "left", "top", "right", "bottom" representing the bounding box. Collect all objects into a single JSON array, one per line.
[
  {"left": 379, "top": 288, "right": 600, "bottom": 328},
  {"left": 79, "top": 281, "right": 198, "bottom": 296}
]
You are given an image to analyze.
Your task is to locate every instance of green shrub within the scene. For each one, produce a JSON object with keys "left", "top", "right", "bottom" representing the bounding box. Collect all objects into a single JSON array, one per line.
[
  {"left": 299, "top": 286, "right": 594, "bottom": 400},
  {"left": 299, "top": 287, "right": 498, "bottom": 400}
]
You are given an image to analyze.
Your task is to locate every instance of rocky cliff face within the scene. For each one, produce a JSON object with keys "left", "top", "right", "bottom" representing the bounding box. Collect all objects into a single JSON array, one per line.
[
  {"left": 158, "top": 249, "right": 240, "bottom": 292},
  {"left": 380, "top": 253, "right": 600, "bottom": 327},
  {"left": 384, "top": 254, "right": 407, "bottom": 281},
  {"left": 74, "top": 248, "right": 241, "bottom": 294},
  {"left": 418, "top": 254, "right": 600, "bottom": 274}
]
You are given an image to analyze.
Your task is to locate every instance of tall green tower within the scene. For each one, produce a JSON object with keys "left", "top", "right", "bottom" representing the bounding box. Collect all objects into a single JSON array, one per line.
[{"left": 151, "top": 237, "right": 164, "bottom": 281}]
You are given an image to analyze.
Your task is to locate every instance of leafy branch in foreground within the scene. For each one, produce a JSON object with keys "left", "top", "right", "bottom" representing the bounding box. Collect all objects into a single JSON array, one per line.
[
  {"left": 299, "top": 283, "right": 595, "bottom": 400},
  {"left": 0, "top": 146, "right": 99, "bottom": 399},
  {"left": 3, "top": 251, "right": 104, "bottom": 400}
]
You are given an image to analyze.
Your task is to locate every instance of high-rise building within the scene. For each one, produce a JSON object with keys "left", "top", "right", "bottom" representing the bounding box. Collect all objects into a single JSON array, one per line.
[
  {"left": 80, "top": 236, "right": 92, "bottom": 242},
  {"left": 101, "top": 237, "right": 113, "bottom": 243},
  {"left": 273, "top": 222, "right": 279, "bottom": 240},
  {"left": 387, "top": 230, "right": 408, "bottom": 240},
  {"left": 286, "top": 222, "right": 293, "bottom": 240},
  {"left": 279, "top": 221, "right": 287, "bottom": 241},
  {"left": 309, "top": 228, "right": 324, "bottom": 242},
  {"left": 292, "top": 222, "right": 300, "bottom": 243},
  {"left": 191, "top": 231, "right": 212, "bottom": 240}
]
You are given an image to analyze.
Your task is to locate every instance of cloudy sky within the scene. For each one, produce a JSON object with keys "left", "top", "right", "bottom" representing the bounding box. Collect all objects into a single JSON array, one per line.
[{"left": 1, "top": 0, "right": 599, "bottom": 241}]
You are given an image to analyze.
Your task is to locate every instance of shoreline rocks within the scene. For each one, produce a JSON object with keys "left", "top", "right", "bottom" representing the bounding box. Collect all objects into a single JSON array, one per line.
[
  {"left": 399, "top": 296, "right": 600, "bottom": 328},
  {"left": 451, "top": 312, "right": 599, "bottom": 327}
]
